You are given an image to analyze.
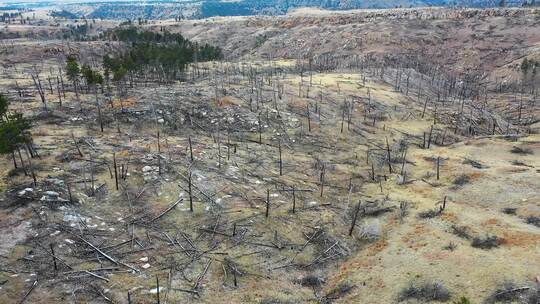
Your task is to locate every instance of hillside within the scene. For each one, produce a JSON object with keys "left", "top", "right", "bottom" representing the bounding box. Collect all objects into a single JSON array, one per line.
[
  {"left": 1, "top": 0, "right": 535, "bottom": 20},
  {"left": 164, "top": 8, "right": 540, "bottom": 84},
  {"left": 0, "top": 6, "right": 539, "bottom": 304}
]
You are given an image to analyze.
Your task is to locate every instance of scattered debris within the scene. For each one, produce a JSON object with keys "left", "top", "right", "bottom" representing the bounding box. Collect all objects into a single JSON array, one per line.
[
  {"left": 485, "top": 281, "right": 531, "bottom": 304},
  {"left": 463, "top": 158, "right": 488, "bottom": 169},
  {"left": 322, "top": 281, "right": 355, "bottom": 303}
]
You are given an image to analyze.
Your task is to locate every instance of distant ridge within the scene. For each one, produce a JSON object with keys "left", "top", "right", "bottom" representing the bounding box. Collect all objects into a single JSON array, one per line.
[{"left": 1, "top": 0, "right": 534, "bottom": 20}]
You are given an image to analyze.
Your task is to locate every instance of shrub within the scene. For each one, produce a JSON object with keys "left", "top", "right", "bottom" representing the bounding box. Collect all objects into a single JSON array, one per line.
[
  {"left": 501, "top": 207, "right": 517, "bottom": 215},
  {"left": 471, "top": 235, "right": 498, "bottom": 249},
  {"left": 322, "top": 281, "right": 354, "bottom": 303},
  {"left": 526, "top": 216, "right": 540, "bottom": 227},
  {"left": 463, "top": 158, "right": 486, "bottom": 169},
  {"left": 486, "top": 281, "right": 540, "bottom": 304},
  {"left": 485, "top": 281, "right": 527, "bottom": 303},
  {"left": 451, "top": 225, "right": 471, "bottom": 239},
  {"left": 443, "top": 242, "right": 457, "bottom": 251},
  {"left": 418, "top": 209, "right": 441, "bottom": 219},
  {"left": 510, "top": 146, "right": 533, "bottom": 155},
  {"left": 297, "top": 275, "right": 324, "bottom": 288},
  {"left": 511, "top": 160, "right": 531, "bottom": 167},
  {"left": 255, "top": 34, "right": 268, "bottom": 47},
  {"left": 399, "top": 201, "right": 409, "bottom": 221},
  {"left": 360, "top": 219, "right": 381, "bottom": 241},
  {"left": 453, "top": 174, "right": 470, "bottom": 187},
  {"left": 398, "top": 282, "right": 451, "bottom": 302},
  {"left": 527, "top": 284, "right": 540, "bottom": 304}
]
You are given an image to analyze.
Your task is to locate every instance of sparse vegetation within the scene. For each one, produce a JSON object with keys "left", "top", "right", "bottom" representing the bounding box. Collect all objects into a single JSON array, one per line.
[
  {"left": 399, "top": 201, "right": 409, "bottom": 221},
  {"left": 453, "top": 296, "right": 473, "bottom": 304},
  {"left": 255, "top": 34, "right": 268, "bottom": 47},
  {"left": 443, "top": 241, "right": 457, "bottom": 251},
  {"left": 398, "top": 281, "right": 451, "bottom": 302},
  {"left": 259, "top": 298, "right": 295, "bottom": 304},
  {"left": 451, "top": 225, "right": 471, "bottom": 239}
]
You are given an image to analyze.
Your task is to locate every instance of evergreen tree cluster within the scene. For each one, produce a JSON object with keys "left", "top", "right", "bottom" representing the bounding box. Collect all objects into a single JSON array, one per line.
[
  {"left": 82, "top": 64, "right": 104, "bottom": 87},
  {"left": 0, "top": 94, "right": 32, "bottom": 156},
  {"left": 103, "top": 27, "right": 222, "bottom": 81},
  {"left": 0, "top": 12, "right": 21, "bottom": 22},
  {"left": 65, "top": 55, "right": 104, "bottom": 95},
  {"left": 67, "top": 23, "right": 89, "bottom": 39},
  {"left": 522, "top": 0, "right": 539, "bottom": 6},
  {"left": 521, "top": 58, "right": 539, "bottom": 75},
  {"left": 66, "top": 55, "right": 81, "bottom": 83},
  {"left": 50, "top": 10, "right": 78, "bottom": 19}
]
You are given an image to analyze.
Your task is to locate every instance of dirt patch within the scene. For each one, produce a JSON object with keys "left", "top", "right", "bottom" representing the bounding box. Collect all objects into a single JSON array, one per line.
[
  {"left": 499, "top": 230, "right": 540, "bottom": 247},
  {"left": 0, "top": 220, "right": 32, "bottom": 255}
]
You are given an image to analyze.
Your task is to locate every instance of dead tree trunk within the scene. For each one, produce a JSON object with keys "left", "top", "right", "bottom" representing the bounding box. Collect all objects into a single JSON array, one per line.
[
  {"left": 188, "top": 171, "right": 193, "bottom": 212},
  {"left": 349, "top": 203, "right": 361, "bottom": 236},
  {"left": 265, "top": 189, "right": 270, "bottom": 218}
]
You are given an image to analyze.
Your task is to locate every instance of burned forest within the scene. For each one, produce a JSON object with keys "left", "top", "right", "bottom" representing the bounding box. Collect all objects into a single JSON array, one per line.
[{"left": 0, "top": 6, "right": 539, "bottom": 304}]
